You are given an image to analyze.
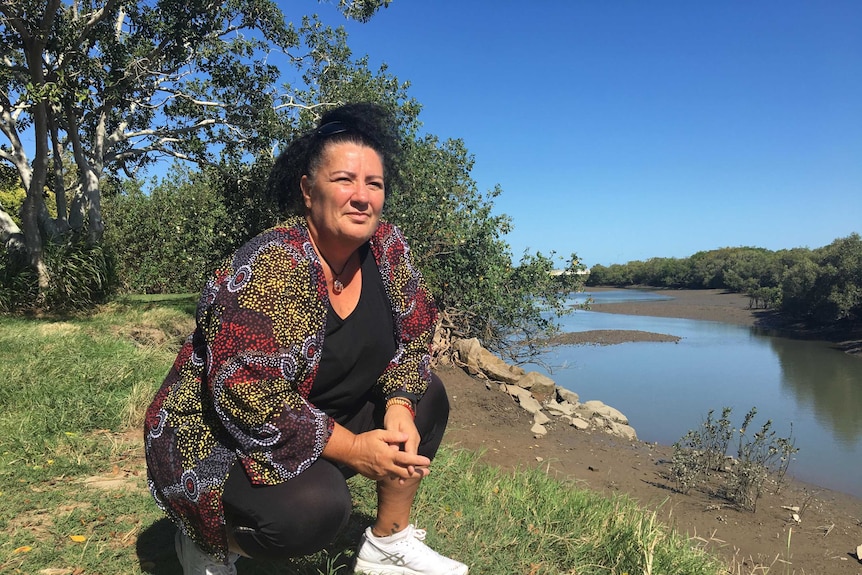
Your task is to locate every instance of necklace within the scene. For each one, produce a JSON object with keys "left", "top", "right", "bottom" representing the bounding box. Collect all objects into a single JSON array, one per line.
[{"left": 317, "top": 250, "right": 352, "bottom": 295}]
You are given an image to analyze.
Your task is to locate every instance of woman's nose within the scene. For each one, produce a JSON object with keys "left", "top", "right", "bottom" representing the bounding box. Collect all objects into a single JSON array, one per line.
[{"left": 352, "top": 184, "right": 370, "bottom": 204}]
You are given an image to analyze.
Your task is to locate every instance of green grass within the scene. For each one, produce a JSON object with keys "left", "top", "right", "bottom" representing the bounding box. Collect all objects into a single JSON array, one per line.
[{"left": 0, "top": 299, "right": 728, "bottom": 574}]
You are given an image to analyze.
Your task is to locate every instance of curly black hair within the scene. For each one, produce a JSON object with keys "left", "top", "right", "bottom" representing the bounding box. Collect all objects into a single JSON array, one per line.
[{"left": 267, "top": 102, "right": 401, "bottom": 216}]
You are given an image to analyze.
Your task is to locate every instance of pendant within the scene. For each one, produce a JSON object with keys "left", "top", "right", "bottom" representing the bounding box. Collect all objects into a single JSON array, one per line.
[{"left": 332, "top": 279, "right": 344, "bottom": 295}]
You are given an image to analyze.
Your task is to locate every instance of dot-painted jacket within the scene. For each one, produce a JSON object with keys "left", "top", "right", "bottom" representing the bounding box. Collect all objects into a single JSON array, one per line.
[{"left": 143, "top": 217, "right": 437, "bottom": 559}]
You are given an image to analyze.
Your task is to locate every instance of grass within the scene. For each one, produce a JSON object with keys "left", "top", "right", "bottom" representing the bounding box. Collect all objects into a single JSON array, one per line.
[{"left": 0, "top": 298, "right": 728, "bottom": 574}]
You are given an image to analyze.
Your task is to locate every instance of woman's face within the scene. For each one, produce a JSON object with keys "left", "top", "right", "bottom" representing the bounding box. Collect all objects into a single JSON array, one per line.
[{"left": 301, "top": 141, "right": 385, "bottom": 250}]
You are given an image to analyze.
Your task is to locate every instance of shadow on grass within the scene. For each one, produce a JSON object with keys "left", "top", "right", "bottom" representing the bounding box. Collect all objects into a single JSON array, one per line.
[
  {"left": 136, "top": 512, "right": 376, "bottom": 574},
  {"left": 136, "top": 518, "right": 181, "bottom": 575},
  {"left": 118, "top": 293, "right": 198, "bottom": 316}
]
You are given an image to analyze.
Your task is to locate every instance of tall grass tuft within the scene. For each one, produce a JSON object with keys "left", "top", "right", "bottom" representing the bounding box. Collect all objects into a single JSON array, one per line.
[{"left": 0, "top": 240, "right": 118, "bottom": 313}]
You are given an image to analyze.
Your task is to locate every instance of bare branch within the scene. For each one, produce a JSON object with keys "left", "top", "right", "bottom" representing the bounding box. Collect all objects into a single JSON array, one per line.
[
  {"left": 155, "top": 91, "right": 227, "bottom": 109},
  {"left": 0, "top": 105, "right": 31, "bottom": 186},
  {"left": 114, "top": 5, "right": 124, "bottom": 39},
  {"left": 273, "top": 99, "right": 334, "bottom": 113},
  {"left": 80, "top": 0, "right": 121, "bottom": 34},
  {"left": 107, "top": 145, "right": 196, "bottom": 166},
  {"left": 64, "top": 100, "right": 93, "bottom": 180},
  {"left": 114, "top": 118, "right": 219, "bottom": 143}
]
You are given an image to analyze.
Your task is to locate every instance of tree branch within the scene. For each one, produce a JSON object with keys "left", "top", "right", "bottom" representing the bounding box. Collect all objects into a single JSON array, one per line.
[
  {"left": 114, "top": 118, "right": 219, "bottom": 143},
  {"left": 79, "top": 0, "right": 121, "bottom": 37},
  {"left": 108, "top": 145, "right": 196, "bottom": 165},
  {"left": 153, "top": 90, "right": 227, "bottom": 109},
  {"left": 39, "top": 0, "right": 62, "bottom": 36}
]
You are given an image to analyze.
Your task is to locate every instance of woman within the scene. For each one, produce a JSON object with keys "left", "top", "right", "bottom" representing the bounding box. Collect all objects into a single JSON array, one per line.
[{"left": 144, "top": 103, "right": 468, "bottom": 575}]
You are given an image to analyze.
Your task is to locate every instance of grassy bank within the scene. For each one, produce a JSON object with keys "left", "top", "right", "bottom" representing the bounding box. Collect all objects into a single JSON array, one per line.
[{"left": 0, "top": 300, "right": 726, "bottom": 574}]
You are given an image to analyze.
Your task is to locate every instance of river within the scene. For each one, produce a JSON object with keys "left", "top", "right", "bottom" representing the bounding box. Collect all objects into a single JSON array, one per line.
[{"left": 524, "top": 290, "right": 862, "bottom": 498}]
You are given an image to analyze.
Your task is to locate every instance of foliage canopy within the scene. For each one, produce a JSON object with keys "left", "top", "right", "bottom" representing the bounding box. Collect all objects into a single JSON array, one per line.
[{"left": 586, "top": 233, "right": 862, "bottom": 323}]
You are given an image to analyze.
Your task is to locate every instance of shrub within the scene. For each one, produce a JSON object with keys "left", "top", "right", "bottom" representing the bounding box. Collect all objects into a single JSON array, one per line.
[
  {"left": 670, "top": 407, "right": 798, "bottom": 511},
  {"left": 0, "top": 240, "right": 117, "bottom": 314},
  {"left": 103, "top": 167, "right": 233, "bottom": 294},
  {"left": 0, "top": 251, "right": 37, "bottom": 312},
  {"left": 669, "top": 408, "right": 733, "bottom": 494}
]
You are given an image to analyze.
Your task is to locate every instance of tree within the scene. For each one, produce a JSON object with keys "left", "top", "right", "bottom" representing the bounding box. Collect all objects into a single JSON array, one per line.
[
  {"left": 0, "top": 0, "right": 389, "bottom": 293},
  {"left": 809, "top": 233, "right": 862, "bottom": 322}
]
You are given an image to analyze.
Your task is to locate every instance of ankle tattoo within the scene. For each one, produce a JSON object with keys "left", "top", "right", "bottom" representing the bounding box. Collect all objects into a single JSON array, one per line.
[{"left": 372, "top": 522, "right": 401, "bottom": 538}]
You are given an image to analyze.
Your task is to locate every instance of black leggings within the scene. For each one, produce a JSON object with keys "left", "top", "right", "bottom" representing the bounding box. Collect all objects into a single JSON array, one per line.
[{"left": 222, "top": 374, "right": 450, "bottom": 560}]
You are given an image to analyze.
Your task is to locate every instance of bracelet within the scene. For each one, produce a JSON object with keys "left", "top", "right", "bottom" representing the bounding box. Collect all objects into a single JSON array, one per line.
[{"left": 385, "top": 397, "right": 415, "bottom": 419}]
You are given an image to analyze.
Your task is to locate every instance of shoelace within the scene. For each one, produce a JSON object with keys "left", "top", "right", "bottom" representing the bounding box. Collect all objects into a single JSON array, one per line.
[{"left": 411, "top": 528, "right": 427, "bottom": 541}]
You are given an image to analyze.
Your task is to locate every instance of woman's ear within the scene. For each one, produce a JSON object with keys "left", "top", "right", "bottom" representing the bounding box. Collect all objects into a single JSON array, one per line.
[{"left": 300, "top": 175, "right": 313, "bottom": 210}]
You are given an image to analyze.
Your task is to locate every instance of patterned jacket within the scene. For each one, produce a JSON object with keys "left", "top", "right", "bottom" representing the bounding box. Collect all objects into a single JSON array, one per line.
[{"left": 143, "top": 217, "right": 438, "bottom": 559}]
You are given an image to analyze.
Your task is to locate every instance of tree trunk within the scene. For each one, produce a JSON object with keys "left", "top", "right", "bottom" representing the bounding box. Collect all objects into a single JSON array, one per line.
[
  {"left": 20, "top": 194, "right": 49, "bottom": 290},
  {"left": 0, "top": 208, "right": 27, "bottom": 256},
  {"left": 49, "top": 113, "right": 71, "bottom": 236},
  {"left": 18, "top": 29, "right": 54, "bottom": 291},
  {"left": 83, "top": 168, "right": 104, "bottom": 243}
]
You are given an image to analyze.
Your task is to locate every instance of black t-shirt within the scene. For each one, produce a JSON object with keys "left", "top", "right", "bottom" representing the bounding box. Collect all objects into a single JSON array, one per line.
[{"left": 308, "top": 244, "right": 397, "bottom": 423}]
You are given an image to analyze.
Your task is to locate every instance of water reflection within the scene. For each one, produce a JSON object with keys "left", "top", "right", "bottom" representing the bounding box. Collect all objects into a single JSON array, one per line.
[{"left": 767, "top": 336, "right": 862, "bottom": 446}]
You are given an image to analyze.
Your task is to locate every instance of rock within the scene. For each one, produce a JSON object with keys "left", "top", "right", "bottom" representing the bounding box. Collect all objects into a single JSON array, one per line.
[
  {"left": 563, "top": 402, "right": 580, "bottom": 415},
  {"left": 502, "top": 384, "right": 533, "bottom": 403},
  {"left": 582, "top": 400, "right": 629, "bottom": 424},
  {"left": 856, "top": 543, "right": 862, "bottom": 562},
  {"left": 620, "top": 424, "right": 638, "bottom": 440},
  {"left": 543, "top": 400, "right": 562, "bottom": 414},
  {"left": 518, "top": 395, "right": 543, "bottom": 415},
  {"left": 501, "top": 383, "right": 544, "bottom": 415},
  {"left": 556, "top": 387, "right": 580, "bottom": 405},
  {"left": 453, "top": 337, "right": 480, "bottom": 358},
  {"left": 574, "top": 407, "right": 608, "bottom": 424},
  {"left": 517, "top": 371, "right": 556, "bottom": 396},
  {"left": 607, "top": 421, "right": 638, "bottom": 441},
  {"left": 570, "top": 417, "right": 591, "bottom": 430},
  {"left": 450, "top": 336, "right": 641, "bottom": 440},
  {"left": 454, "top": 338, "right": 525, "bottom": 384},
  {"left": 544, "top": 400, "right": 576, "bottom": 417}
]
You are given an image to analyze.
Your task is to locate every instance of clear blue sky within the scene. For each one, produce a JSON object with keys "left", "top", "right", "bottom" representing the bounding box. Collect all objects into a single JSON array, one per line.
[{"left": 307, "top": 1, "right": 862, "bottom": 267}]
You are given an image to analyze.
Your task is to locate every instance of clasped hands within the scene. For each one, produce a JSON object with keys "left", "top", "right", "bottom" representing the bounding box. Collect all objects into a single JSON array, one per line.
[{"left": 324, "top": 407, "right": 430, "bottom": 484}]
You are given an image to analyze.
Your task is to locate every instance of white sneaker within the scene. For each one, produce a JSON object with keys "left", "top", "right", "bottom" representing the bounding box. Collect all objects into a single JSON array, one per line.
[
  {"left": 174, "top": 530, "right": 239, "bottom": 575},
  {"left": 354, "top": 524, "right": 468, "bottom": 575}
]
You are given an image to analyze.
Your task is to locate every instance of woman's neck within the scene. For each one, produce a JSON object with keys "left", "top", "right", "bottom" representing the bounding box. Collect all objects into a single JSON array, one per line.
[{"left": 307, "top": 233, "right": 356, "bottom": 272}]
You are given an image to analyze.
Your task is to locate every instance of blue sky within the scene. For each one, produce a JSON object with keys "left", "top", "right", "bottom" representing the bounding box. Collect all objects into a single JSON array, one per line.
[{"left": 307, "top": 1, "right": 862, "bottom": 267}]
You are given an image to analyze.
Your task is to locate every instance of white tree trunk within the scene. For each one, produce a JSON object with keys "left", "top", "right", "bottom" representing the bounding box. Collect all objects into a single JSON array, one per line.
[
  {"left": 83, "top": 168, "right": 104, "bottom": 243},
  {"left": 0, "top": 207, "right": 26, "bottom": 254}
]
